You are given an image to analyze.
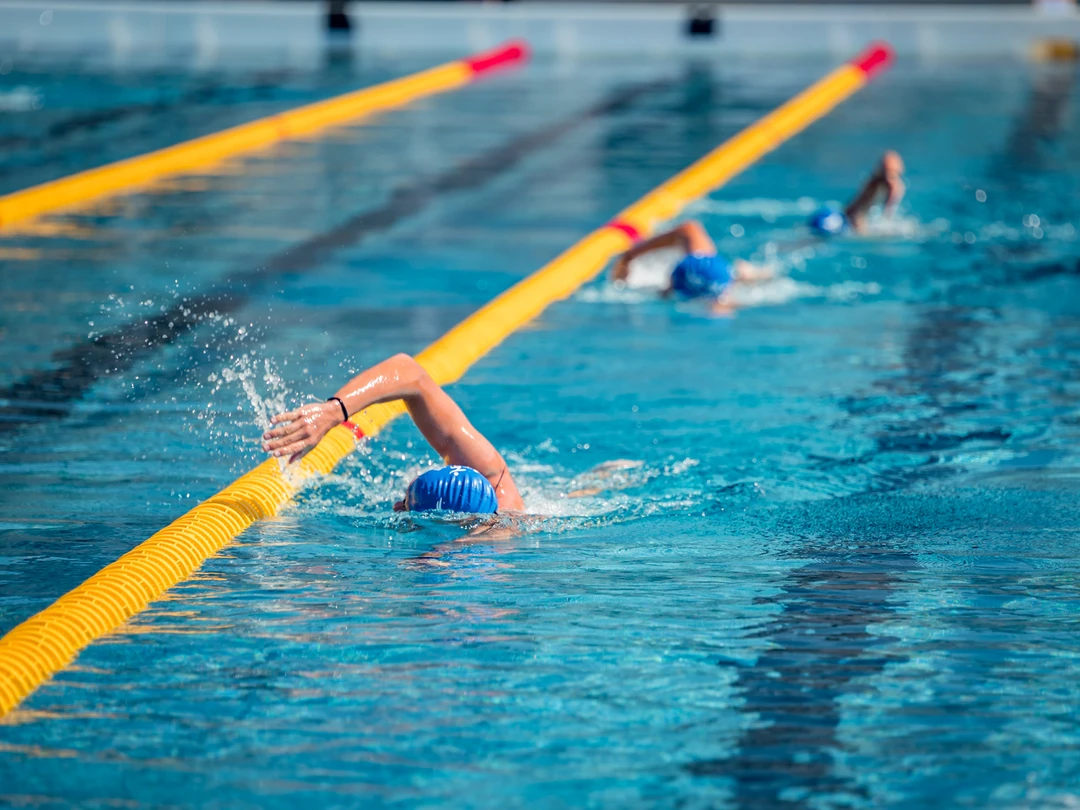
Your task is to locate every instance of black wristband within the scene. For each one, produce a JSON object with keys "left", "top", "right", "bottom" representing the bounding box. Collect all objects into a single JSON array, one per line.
[{"left": 327, "top": 396, "right": 349, "bottom": 424}]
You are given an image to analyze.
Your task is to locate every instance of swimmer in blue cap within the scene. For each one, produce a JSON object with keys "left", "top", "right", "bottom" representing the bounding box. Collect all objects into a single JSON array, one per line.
[
  {"left": 611, "top": 220, "right": 772, "bottom": 314},
  {"left": 809, "top": 150, "right": 906, "bottom": 236},
  {"left": 262, "top": 353, "right": 525, "bottom": 514}
]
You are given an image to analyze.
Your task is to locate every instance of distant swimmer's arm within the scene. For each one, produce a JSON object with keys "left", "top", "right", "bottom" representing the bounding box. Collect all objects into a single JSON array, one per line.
[
  {"left": 846, "top": 150, "right": 906, "bottom": 231},
  {"left": 879, "top": 150, "right": 906, "bottom": 218},
  {"left": 263, "top": 354, "right": 524, "bottom": 511},
  {"left": 883, "top": 174, "right": 906, "bottom": 218},
  {"left": 611, "top": 220, "right": 716, "bottom": 283},
  {"left": 844, "top": 178, "right": 878, "bottom": 233},
  {"left": 730, "top": 258, "right": 773, "bottom": 283}
]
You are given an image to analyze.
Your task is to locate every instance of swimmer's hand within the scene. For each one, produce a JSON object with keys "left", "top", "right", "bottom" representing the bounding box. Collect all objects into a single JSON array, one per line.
[
  {"left": 262, "top": 401, "right": 343, "bottom": 464},
  {"left": 709, "top": 299, "right": 736, "bottom": 317},
  {"left": 567, "top": 459, "right": 644, "bottom": 498},
  {"left": 611, "top": 254, "right": 632, "bottom": 283}
]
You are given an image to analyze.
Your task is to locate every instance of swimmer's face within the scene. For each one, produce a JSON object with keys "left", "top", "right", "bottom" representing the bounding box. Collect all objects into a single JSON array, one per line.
[{"left": 394, "top": 478, "right": 416, "bottom": 511}]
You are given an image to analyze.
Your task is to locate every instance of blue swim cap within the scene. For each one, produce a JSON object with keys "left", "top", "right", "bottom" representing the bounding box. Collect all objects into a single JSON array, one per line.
[
  {"left": 406, "top": 466, "right": 498, "bottom": 514},
  {"left": 809, "top": 205, "right": 848, "bottom": 236},
  {"left": 670, "top": 253, "right": 733, "bottom": 299}
]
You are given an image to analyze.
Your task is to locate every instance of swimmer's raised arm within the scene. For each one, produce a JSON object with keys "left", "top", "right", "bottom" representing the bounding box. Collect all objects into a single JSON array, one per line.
[
  {"left": 263, "top": 353, "right": 524, "bottom": 511},
  {"left": 845, "top": 150, "right": 906, "bottom": 233},
  {"left": 611, "top": 220, "right": 716, "bottom": 282},
  {"left": 882, "top": 166, "right": 906, "bottom": 218}
]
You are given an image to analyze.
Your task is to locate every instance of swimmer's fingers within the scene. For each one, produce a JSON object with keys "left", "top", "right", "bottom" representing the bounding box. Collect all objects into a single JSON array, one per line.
[
  {"left": 270, "top": 408, "right": 302, "bottom": 425},
  {"left": 263, "top": 423, "right": 295, "bottom": 441},
  {"left": 264, "top": 421, "right": 319, "bottom": 453},
  {"left": 567, "top": 486, "right": 603, "bottom": 499},
  {"left": 263, "top": 402, "right": 340, "bottom": 459},
  {"left": 262, "top": 419, "right": 318, "bottom": 452},
  {"left": 709, "top": 298, "right": 736, "bottom": 317},
  {"left": 264, "top": 402, "right": 331, "bottom": 440},
  {"left": 269, "top": 437, "right": 312, "bottom": 460},
  {"left": 262, "top": 419, "right": 307, "bottom": 445}
]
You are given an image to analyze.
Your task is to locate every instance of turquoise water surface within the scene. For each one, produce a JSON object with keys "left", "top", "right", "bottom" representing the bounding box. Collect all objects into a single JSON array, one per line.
[{"left": 1, "top": 51, "right": 1079, "bottom": 808}]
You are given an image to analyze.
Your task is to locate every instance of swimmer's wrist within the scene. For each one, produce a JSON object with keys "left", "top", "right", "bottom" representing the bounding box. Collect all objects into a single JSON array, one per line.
[{"left": 326, "top": 396, "right": 349, "bottom": 425}]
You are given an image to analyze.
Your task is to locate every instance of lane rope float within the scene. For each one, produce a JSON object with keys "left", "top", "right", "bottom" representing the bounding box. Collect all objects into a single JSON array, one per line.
[
  {"left": 0, "top": 42, "right": 893, "bottom": 718},
  {"left": 0, "top": 41, "right": 528, "bottom": 233}
]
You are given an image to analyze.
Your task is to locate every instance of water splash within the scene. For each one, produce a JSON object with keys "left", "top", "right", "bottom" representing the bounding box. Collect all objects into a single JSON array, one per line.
[
  {"left": 188, "top": 348, "right": 293, "bottom": 468},
  {"left": 213, "top": 354, "right": 288, "bottom": 433},
  {"left": 578, "top": 273, "right": 881, "bottom": 309},
  {"left": 726, "top": 278, "right": 882, "bottom": 308}
]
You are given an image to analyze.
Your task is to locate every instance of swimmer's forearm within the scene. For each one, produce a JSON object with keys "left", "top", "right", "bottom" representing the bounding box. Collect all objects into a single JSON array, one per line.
[
  {"left": 884, "top": 179, "right": 905, "bottom": 216},
  {"left": 621, "top": 227, "right": 687, "bottom": 261},
  {"left": 263, "top": 354, "right": 431, "bottom": 460},
  {"left": 332, "top": 353, "right": 427, "bottom": 418}
]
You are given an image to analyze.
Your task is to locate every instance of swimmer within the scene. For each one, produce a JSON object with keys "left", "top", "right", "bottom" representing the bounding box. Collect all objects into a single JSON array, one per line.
[
  {"left": 610, "top": 220, "right": 773, "bottom": 315},
  {"left": 809, "top": 150, "right": 906, "bottom": 236},
  {"left": 262, "top": 353, "right": 525, "bottom": 515}
]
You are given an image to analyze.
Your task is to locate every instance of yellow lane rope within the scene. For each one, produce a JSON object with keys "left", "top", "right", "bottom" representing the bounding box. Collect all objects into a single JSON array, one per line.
[
  {"left": 0, "top": 41, "right": 528, "bottom": 233},
  {"left": 0, "top": 42, "right": 893, "bottom": 717}
]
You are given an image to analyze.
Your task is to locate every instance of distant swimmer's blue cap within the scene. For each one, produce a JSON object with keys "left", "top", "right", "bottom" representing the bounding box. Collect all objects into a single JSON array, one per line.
[
  {"left": 670, "top": 253, "right": 733, "bottom": 299},
  {"left": 809, "top": 205, "right": 848, "bottom": 237},
  {"left": 406, "top": 466, "right": 498, "bottom": 514}
]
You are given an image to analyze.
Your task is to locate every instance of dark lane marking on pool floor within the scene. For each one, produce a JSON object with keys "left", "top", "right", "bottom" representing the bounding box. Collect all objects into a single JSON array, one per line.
[
  {"left": 687, "top": 550, "right": 913, "bottom": 809},
  {"left": 688, "top": 299, "right": 1024, "bottom": 805},
  {"left": 703, "top": 71, "right": 1080, "bottom": 800},
  {"left": 684, "top": 68, "right": 1062, "bottom": 796},
  {"left": 0, "top": 77, "right": 676, "bottom": 433}
]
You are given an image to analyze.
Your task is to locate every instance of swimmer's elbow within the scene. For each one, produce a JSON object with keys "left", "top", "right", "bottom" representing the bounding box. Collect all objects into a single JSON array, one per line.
[
  {"left": 389, "top": 353, "right": 431, "bottom": 387},
  {"left": 390, "top": 352, "right": 421, "bottom": 371},
  {"left": 677, "top": 220, "right": 705, "bottom": 243},
  {"left": 886, "top": 180, "right": 906, "bottom": 212}
]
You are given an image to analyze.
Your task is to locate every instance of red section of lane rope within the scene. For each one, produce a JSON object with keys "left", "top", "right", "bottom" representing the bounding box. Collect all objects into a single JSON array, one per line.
[
  {"left": 343, "top": 421, "right": 365, "bottom": 440},
  {"left": 851, "top": 42, "right": 894, "bottom": 78},
  {"left": 607, "top": 220, "right": 642, "bottom": 242},
  {"left": 464, "top": 40, "right": 530, "bottom": 76}
]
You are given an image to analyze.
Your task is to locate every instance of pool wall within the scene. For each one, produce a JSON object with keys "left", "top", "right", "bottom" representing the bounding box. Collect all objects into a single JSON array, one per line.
[{"left": 1, "top": 1, "right": 1079, "bottom": 65}]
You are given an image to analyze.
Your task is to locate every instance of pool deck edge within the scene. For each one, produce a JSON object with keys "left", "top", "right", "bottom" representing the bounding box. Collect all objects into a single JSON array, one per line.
[{"left": 0, "top": 2, "right": 1077, "bottom": 64}]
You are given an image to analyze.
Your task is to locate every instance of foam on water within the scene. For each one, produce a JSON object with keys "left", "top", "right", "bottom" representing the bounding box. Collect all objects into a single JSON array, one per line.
[
  {"left": 577, "top": 265, "right": 881, "bottom": 309},
  {"left": 726, "top": 277, "right": 882, "bottom": 307}
]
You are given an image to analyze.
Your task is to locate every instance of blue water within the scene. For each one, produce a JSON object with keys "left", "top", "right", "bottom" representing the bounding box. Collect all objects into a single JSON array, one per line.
[{"left": 2, "top": 51, "right": 1080, "bottom": 808}]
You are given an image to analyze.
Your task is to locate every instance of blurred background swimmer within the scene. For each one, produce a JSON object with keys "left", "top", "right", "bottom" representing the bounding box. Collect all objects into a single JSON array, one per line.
[
  {"left": 610, "top": 220, "right": 774, "bottom": 315},
  {"left": 809, "top": 150, "right": 906, "bottom": 236},
  {"left": 262, "top": 353, "right": 525, "bottom": 514}
]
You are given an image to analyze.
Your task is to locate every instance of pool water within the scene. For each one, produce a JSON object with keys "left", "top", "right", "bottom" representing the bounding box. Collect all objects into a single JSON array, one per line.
[{"left": 2, "top": 51, "right": 1080, "bottom": 808}]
